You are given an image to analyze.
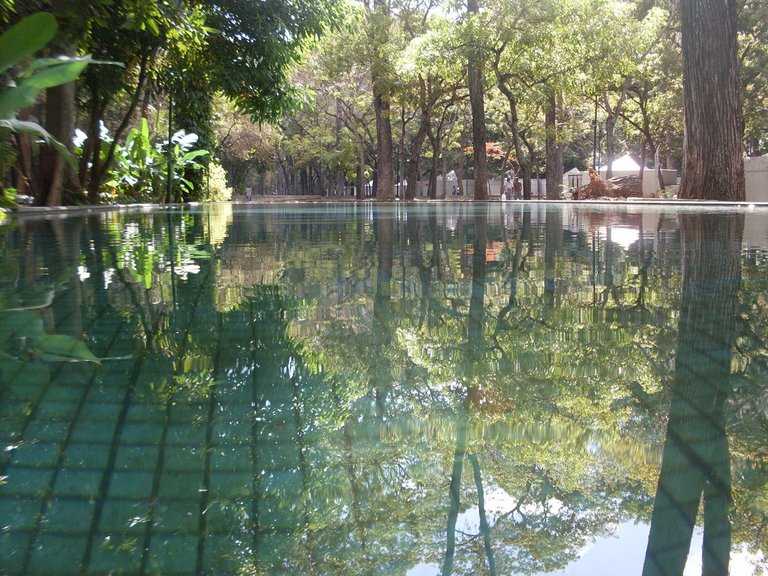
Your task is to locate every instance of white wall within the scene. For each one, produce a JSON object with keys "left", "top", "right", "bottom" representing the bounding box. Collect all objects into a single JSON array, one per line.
[{"left": 746, "top": 155, "right": 768, "bottom": 203}]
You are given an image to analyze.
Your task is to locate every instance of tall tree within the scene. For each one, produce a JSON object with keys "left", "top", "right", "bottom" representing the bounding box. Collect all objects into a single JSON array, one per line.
[
  {"left": 466, "top": 0, "right": 488, "bottom": 200},
  {"left": 369, "top": 0, "right": 396, "bottom": 200},
  {"left": 678, "top": 0, "right": 744, "bottom": 200}
]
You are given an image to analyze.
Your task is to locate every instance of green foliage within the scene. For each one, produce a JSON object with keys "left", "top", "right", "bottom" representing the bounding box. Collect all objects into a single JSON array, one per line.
[
  {"left": 203, "top": 160, "right": 232, "bottom": 202},
  {"left": 98, "top": 118, "right": 209, "bottom": 203},
  {"left": 200, "top": 0, "right": 346, "bottom": 121},
  {"left": 0, "top": 284, "right": 100, "bottom": 385},
  {"left": 0, "top": 186, "right": 16, "bottom": 208},
  {"left": 0, "top": 12, "right": 93, "bottom": 190}
]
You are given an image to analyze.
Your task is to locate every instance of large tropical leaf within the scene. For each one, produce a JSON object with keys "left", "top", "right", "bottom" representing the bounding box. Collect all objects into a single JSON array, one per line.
[
  {"left": 0, "top": 58, "right": 91, "bottom": 118},
  {"left": 0, "top": 12, "right": 57, "bottom": 75},
  {"left": 0, "top": 119, "right": 77, "bottom": 168},
  {"left": 20, "top": 59, "right": 89, "bottom": 91},
  {"left": 31, "top": 334, "right": 100, "bottom": 363}
]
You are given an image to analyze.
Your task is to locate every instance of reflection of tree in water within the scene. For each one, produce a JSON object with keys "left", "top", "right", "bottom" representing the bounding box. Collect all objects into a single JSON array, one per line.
[
  {"left": 643, "top": 213, "right": 743, "bottom": 576},
  {"left": 10, "top": 207, "right": 768, "bottom": 574}
]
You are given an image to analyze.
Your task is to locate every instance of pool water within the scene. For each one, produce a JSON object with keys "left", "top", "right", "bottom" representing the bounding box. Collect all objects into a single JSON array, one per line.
[{"left": 1, "top": 202, "right": 767, "bottom": 575}]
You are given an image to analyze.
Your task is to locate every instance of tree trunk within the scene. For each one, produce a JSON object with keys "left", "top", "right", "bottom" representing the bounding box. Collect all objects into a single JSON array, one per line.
[
  {"left": 544, "top": 89, "right": 563, "bottom": 199},
  {"left": 457, "top": 133, "right": 467, "bottom": 195},
  {"left": 467, "top": 0, "right": 488, "bottom": 200},
  {"left": 605, "top": 112, "right": 616, "bottom": 179},
  {"left": 39, "top": 80, "right": 78, "bottom": 206},
  {"left": 679, "top": 0, "right": 745, "bottom": 200},
  {"left": 495, "top": 68, "right": 531, "bottom": 199},
  {"left": 407, "top": 108, "right": 429, "bottom": 200},
  {"left": 370, "top": 0, "right": 395, "bottom": 200},
  {"left": 357, "top": 137, "right": 366, "bottom": 200},
  {"left": 373, "top": 92, "right": 395, "bottom": 200},
  {"left": 603, "top": 88, "right": 627, "bottom": 178},
  {"left": 335, "top": 99, "right": 346, "bottom": 196}
]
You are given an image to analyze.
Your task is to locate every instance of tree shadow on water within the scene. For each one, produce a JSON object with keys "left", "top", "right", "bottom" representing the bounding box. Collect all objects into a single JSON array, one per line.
[{"left": 643, "top": 212, "right": 744, "bottom": 576}]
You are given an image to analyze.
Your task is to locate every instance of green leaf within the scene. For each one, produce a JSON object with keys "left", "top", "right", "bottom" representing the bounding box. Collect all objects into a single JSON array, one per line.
[
  {"left": 179, "top": 149, "right": 209, "bottom": 163},
  {"left": 31, "top": 334, "right": 101, "bottom": 364},
  {"left": 0, "top": 13, "right": 58, "bottom": 76},
  {"left": 0, "top": 310, "right": 45, "bottom": 343},
  {"left": 20, "top": 59, "right": 89, "bottom": 91},
  {"left": 0, "top": 119, "right": 77, "bottom": 169},
  {"left": 0, "top": 187, "right": 16, "bottom": 208},
  {"left": 0, "top": 83, "right": 40, "bottom": 118}
]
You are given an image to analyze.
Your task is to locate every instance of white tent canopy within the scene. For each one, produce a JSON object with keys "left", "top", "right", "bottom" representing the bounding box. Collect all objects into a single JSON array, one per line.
[{"left": 598, "top": 154, "right": 640, "bottom": 172}]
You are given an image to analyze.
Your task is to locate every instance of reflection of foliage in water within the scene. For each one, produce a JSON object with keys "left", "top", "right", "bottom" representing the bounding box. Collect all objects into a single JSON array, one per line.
[{"left": 3, "top": 205, "right": 768, "bottom": 574}]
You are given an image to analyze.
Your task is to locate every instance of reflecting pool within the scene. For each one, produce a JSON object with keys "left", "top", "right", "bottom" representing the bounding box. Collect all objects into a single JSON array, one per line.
[{"left": 1, "top": 202, "right": 767, "bottom": 575}]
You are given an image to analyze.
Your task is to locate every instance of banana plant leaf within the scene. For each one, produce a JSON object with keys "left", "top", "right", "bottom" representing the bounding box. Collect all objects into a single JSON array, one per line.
[{"left": 31, "top": 334, "right": 100, "bottom": 364}]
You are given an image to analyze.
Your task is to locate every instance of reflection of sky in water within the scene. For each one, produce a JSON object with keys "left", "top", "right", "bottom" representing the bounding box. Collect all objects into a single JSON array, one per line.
[
  {"left": 406, "top": 522, "right": 764, "bottom": 576},
  {"left": 599, "top": 226, "right": 640, "bottom": 249}
]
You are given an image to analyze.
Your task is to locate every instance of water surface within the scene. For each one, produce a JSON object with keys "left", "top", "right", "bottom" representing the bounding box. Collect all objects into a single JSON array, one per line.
[{"left": 1, "top": 202, "right": 767, "bottom": 575}]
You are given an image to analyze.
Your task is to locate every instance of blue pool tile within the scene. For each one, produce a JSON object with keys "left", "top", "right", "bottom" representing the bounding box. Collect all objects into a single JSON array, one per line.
[
  {"left": 0, "top": 465, "right": 54, "bottom": 497},
  {"left": 0, "top": 417, "right": 26, "bottom": 442},
  {"left": 163, "top": 445, "right": 206, "bottom": 472},
  {"left": 210, "top": 445, "right": 253, "bottom": 472},
  {"left": 254, "top": 443, "right": 300, "bottom": 469},
  {"left": 146, "top": 533, "right": 199, "bottom": 574},
  {"left": 0, "top": 401, "right": 32, "bottom": 420},
  {"left": 167, "top": 403, "right": 209, "bottom": 424},
  {"left": 208, "top": 472, "right": 254, "bottom": 499},
  {"left": 83, "top": 384, "right": 126, "bottom": 404},
  {"left": 114, "top": 444, "right": 161, "bottom": 471},
  {"left": 62, "top": 442, "right": 111, "bottom": 469},
  {"left": 211, "top": 420, "right": 252, "bottom": 445},
  {"left": 78, "top": 401, "right": 123, "bottom": 422},
  {"left": 158, "top": 471, "right": 205, "bottom": 500},
  {"left": 22, "top": 419, "right": 70, "bottom": 442},
  {"left": 152, "top": 499, "right": 201, "bottom": 534},
  {"left": 27, "top": 533, "right": 88, "bottom": 575},
  {"left": 39, "top": 498, "right": 95, "bottom": 534},
  {"left": 0, "top": 497, "right": 40, "bottom": 530},
  {"left": 202, "top": 533, "right": 252, "bottom": 574},
  {"left": 38, "top": 401, "right": 80, "bottom": 421},
  {"left": 202, "top": 499, "right": 252, "bottom": 534},
  {"left": 107, "top": 471, "right": 154, "bottom": 500},
  {"left": 9, "top": 441, "right": 61, "bottom": 467},
  {"left": 87, "top": 533, "right": 142, "bottom": 574},
  {"left": 120, "top": 422, "right": 162, "bottom": 445},
  {"left": 69, "top": 419, "right": 118, "bottom": 443},
  {"left": 39, "top": 385, "right": 85, "bottom": 404},
  {"left": 165, "top": 423, "right": 207, "bottom": 445},
  {"left": 256, "top": 496, "right": 304, "bottom": 533},
  {"left": 53, "top": 469, "right": 102, "bottom": 498},
  {"left": 124, "top": 402, "right": 167, "bottom": 423},
  {"left": 4, "top": 381, "right": 46, "bottom": 402},
  {"left": 98, "top": 499, "right": 149, "bottom": 535},
  {"left": 0, "top": 529, "right": 33, "bottom": 574}
]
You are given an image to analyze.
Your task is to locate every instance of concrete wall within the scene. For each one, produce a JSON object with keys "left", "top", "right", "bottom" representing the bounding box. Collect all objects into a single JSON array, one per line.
[
  {"left": 746, "top": 155, "right": 768, "bottom": 203},
  {"left": 417, "top": 178, "right": 547, "bottom": 198}
]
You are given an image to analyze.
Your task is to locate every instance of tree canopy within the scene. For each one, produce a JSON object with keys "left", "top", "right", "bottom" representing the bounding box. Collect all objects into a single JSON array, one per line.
[{"left": 0, "top": 0, "right": 765, "bottom": 204}]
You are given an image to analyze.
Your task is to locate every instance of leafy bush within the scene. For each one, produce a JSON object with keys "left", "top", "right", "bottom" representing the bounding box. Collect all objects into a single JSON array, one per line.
[
  {"left": 96, "top": 118, "right": 209, "bottom": 203},
  {"left": 204, "top": 160, "right": 232, "bottom": 202}
]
